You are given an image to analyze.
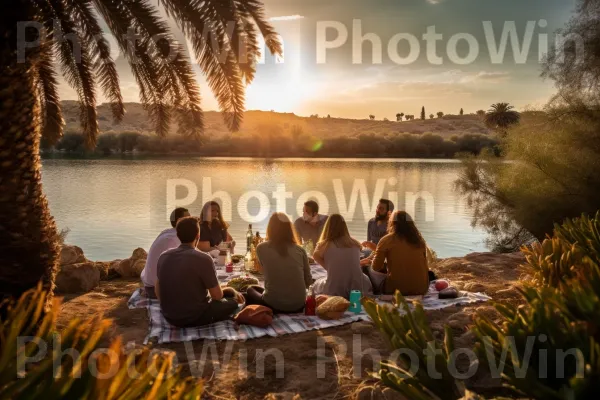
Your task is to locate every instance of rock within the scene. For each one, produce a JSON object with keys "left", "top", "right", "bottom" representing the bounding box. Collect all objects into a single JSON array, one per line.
[
  {"left": 60, "top": 245, "right": 86, "bottom": 265},
  {"left": 95, "top": 262, "right": 121, "bottom": 280},
  {"left": 131, "top": 247, "right": 147, "bottom": 261},
  {"left": 264, "top": 393, "right": 302, "bottom": 400},
  {"left": 113, "top": 249, "right": 147, "bottom": 278},
  {"left": 55, "top": 262, "right": 100, "bottom": 293}
]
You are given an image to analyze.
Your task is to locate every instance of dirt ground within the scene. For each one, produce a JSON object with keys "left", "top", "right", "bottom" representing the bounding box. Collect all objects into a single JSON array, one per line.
[{"left": 56, "top": 252, "right": 526, "bottom": 400}]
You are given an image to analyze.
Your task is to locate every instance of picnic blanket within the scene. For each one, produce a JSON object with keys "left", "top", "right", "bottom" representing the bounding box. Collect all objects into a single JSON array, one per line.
[{"left": 128, "top": 264, "right": 491, "bottom": 344}]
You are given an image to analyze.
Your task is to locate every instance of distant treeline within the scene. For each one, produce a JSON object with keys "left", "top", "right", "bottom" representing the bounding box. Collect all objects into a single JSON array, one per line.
[{"left": 42, "top": 125, "right": 499, "bottom": 159}]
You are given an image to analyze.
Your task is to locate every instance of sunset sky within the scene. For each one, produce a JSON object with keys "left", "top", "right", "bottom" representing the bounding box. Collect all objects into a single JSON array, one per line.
[{"left": 59, "top": 0, "right": 577, "bottom": 119}]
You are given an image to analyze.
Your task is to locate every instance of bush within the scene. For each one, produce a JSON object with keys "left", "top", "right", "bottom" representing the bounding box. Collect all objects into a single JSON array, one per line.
[{"left": 0, "top": 286, "right": 202, "bottom": 399}]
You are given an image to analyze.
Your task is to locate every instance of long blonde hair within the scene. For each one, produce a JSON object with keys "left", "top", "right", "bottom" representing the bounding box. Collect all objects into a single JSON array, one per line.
[
  {"left": 317, "top": 214, "right": 361, "bottom": 250},
  {"left": 266, "top": 213, "right": 300, "bottom": 256}
]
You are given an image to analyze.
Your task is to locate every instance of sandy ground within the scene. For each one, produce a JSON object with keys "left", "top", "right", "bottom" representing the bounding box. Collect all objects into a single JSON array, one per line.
[{"left": 56, "top": 252, "right": 525, "bottom": 399}]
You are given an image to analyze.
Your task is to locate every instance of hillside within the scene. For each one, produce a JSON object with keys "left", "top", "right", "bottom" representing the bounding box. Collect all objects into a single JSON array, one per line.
[{"left": 61, "top": 101, "right": 491, "bottom": 139}]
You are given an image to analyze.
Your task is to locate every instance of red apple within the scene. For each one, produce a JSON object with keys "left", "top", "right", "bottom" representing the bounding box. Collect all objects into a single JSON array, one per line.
[{"left": 435, "top": 280, "right": 449, "bottom": 291}]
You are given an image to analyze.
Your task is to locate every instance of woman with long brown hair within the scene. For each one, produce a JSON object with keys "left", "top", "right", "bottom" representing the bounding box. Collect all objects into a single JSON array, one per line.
[
  {"left": 312, "top": 214, "right": 372, "bottom": 298},
  {"left": 245, "top": 213, "right": 312, "bottom": 313},
  {"left": 369, "top": 211, "right": 429, "bottom": 295},
  {"left": 196, "top": 201, "right": 235, "bottom": 252}
]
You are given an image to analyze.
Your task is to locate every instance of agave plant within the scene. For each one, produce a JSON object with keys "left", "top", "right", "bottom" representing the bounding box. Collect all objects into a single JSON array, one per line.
[
  {"left": 362, "top": 292, "right": 465, "bottom": 400},
  {"left": 0, "top": 0, "right": 281, "bottom": 304},
  {"left": 0, "top": 285, "right": 203, "bottom": 398}
]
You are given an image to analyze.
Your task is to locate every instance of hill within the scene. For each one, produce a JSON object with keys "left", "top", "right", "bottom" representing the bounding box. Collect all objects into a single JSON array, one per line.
[{"left": 61, "top": 101, "right": 491, "bottom": 139}]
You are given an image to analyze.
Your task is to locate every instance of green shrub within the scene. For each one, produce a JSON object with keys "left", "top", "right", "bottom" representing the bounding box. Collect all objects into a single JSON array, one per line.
[
  {"left": 362, "top": 292, "right": 465, "bottom": 400},
  {"left": 0, "top": 285, "right": 202, "bottom": 399}
]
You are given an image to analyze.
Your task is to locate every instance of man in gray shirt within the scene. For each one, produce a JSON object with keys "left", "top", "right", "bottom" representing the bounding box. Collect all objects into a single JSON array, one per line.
[
  {"left": 361, "top": 199, "right": 394, "bottom": 262},
  {"left": 156, "top": 217, "right": 243, "bottom": 327},
  {"left": 294, "top": 200, "right": 328, "bottom": 245}
]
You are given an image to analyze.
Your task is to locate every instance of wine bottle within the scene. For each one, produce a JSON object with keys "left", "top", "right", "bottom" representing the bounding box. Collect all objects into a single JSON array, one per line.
[{"left": 246, "top": 224, "right": 253, "bottom": 252}]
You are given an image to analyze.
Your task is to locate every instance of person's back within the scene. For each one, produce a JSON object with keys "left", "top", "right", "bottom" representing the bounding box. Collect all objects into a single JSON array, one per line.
[
  {"left": 157, "top": 244, "right": 219, "bottom": 326},
  {"left": 257, "top": 241, "right": 311, "bottom": 312},
  {"left": 141, "top": 228, "right": 180, "bottom": 291},
  {"left": 318, "top": 244, "right": 372, "bottom": 298},
  {"left": 372, "top": 233, "right": 429, "bottom": 295}
]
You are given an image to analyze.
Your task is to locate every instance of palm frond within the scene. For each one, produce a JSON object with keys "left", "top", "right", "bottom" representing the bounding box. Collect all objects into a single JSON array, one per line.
[
  {"left": 235, "top": 0, "right": 283, "bottom": 56},
  {"left": 159, "top": 0, "right": 247, "bottom": 131},
  {"left": 35, "top": 38, "right": 65, "bottom": 145},
  {"left": 48, "top": 0, "right": 99, "bottom": 148},
  {"left": 64, "top": 0, "right": 124, "bottom": 122}
]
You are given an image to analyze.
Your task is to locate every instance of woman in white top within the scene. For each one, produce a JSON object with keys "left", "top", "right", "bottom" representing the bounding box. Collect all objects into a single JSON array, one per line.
[{"left": 312, "top": 214, "right": 373, "bottom": 298}]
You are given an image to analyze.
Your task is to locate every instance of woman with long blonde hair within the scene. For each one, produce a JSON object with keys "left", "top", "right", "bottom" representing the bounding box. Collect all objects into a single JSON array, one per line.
[
  {"left": 245, "top": 213, "right": 312, "bottom": 313},
  {"left": 312, "top": 214, "right": 372, "bottom": 298}
]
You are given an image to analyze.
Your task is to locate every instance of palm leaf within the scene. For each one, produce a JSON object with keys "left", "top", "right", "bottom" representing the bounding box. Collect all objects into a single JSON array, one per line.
[{"left": 35, "top": 38, "right": 65, "bottom": 145}]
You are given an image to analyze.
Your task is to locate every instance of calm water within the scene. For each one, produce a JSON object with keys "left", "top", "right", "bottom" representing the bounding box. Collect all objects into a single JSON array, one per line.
[{"left": 41, "top": 158, "right": 488, "bottom": 260}]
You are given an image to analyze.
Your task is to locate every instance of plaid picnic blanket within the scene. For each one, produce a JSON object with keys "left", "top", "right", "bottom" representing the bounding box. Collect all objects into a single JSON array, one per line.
[{"left": 128, "top": 264, "right": 491, "bottom": 344}]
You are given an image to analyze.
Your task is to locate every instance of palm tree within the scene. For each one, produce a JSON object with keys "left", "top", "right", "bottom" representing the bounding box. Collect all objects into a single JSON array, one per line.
[
  {"left": 0, "top": 0, "right": 281, "bottom": 303},
  {"left": 485, "top": 103, "right": 521, "bottom": 133}
]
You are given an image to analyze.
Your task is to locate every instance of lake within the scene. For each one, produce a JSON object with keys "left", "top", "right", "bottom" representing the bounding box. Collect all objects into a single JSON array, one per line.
[{"left": 41, "top": 158, "right": 488, "bottom": 260}]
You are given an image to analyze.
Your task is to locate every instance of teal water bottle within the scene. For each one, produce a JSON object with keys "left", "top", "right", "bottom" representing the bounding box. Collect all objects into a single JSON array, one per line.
[{"left": 349, "top": 290, "right": 362, "bottom": 313}]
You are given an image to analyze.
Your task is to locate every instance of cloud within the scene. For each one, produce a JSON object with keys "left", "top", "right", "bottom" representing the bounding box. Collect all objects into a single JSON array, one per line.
[
  {"left": 426, "top": 0, "right": 446, "bottom": 4},
  {"left": 269, "top": 15, "right": 304, "bottom": 21}
]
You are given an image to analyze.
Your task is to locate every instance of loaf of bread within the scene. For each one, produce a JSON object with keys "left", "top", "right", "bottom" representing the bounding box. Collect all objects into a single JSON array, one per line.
[{"left": 316, "top": 296, "right": 350, "bottom": 320}]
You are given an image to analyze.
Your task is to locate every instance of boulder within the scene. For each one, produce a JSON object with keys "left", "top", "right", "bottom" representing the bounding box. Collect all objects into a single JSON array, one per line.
[
  {"left": 95, "top": 261, "right": 121, "bottom": 281},
  {"left": 113, "top": 248, "right": 147, "bottom": 278},
  {"left": 60, "top": 245, "right": 86, "bottom": 265},
  {"left": 55, "top": 262, "right": 100, "bottom": 293}
]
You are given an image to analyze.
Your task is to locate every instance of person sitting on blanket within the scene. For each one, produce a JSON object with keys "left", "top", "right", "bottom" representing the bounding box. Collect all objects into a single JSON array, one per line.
[
  {"left": 293, "top": 200, "right": 328, "bottom": 246},
  {"left": 365, "top": 211, "right": 429, "bottom": 296},
  {"left": 245, "top": 213, "right": 312, "bottom": 313},
  {"left": 195, "top": 201, "right": 236, "bottom": 253},
  {"left": 312, "top": 214, "right": 373, "bottom": 298},
  {"left": 360, "top": 198, "right": 394, "bottom": 265},
  {"left": 155, "top": 216, "right": 244, "bottom": 328},
  {"left": 140, "top": 207, "right": 190, "bottom": 299}
]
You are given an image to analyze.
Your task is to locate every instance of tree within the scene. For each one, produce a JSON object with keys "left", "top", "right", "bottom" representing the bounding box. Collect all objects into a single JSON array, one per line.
[
  {"left": 420, "top": 106, "right": 426, "bottom": 120},
  {"left": 484, "top": 103, "right": 520, "bottom": 133},
  {"left": 383, "top": 117, "right": 389, "bottom": 121},
  {"left": 476, "top": 109, "right": 486, "bottom": 116},
  {"left": 405, "top": 115, "right": 411, "bottom": 121},
  {"left": 460, "top": 108, "right": 464, "bottom": 115},
  {"left": 0, "top": 0, "right": 281, "bottom": 303},
  {"left": 369, "top": 115, "right": 375, "bottom": 120},
  {"left": 437, "top": 112, "right": 444, "bottom": 118},
  {"left": 429, "top": 114, "right": 434, "bottom": 119},
  {"left": 96, "top": 132, "right": 119, "bottom": 155},
  {"left": 396, "top": 113, "right": 404, "bottom": 122}
]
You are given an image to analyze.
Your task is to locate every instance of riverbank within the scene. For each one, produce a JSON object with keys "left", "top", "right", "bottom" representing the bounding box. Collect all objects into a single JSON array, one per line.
[{"left": 56, "top": 245, "right": 525, "bottom": 399}]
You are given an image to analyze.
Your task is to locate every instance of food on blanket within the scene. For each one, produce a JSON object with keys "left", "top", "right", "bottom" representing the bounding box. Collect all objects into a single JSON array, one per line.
[
  {"left": 231, "top": 254, "right": 244, "bottom": 263},
  {"left": 316, "top": 295, "right": 329, "bottom": 307},
  {"left": 438, "top": 287, "right": 459, "bottom": 299},
  {"left": 234, "top": 305, "right": 273, "bottom": 328},
  {"left": 316, "top": 296, "right": 350, "bottom": 320},
  {"left": 226, "top": 277, "right": 259, "bottom": 292},
  {"left": 434, "top": 280, "right": 449, "bottom": 291}
]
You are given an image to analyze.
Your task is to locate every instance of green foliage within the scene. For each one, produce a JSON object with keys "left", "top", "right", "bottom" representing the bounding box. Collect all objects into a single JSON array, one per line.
[
  {"left": 0, "top": 286, "right": 202, "bottom": 399},
  {"left": 362, "top": 292, "right": 465, "bottom": 400},
  {"left": 473, "top": 214, "right": 600, "bottom": 400},
  {"left": 484, "top": 103, "right": 520, "bottom": 133}
]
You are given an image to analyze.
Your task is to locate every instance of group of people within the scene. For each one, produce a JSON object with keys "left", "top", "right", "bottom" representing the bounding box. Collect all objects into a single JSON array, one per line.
[{"left": 140, "top": 199, "right": 430, "bottom": 328}]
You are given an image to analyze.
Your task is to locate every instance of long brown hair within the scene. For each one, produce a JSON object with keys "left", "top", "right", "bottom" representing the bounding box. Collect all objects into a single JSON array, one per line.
[
  {"left": 199, "top": 201, "right": 230, "bottom": 229},
  {"left": 317, "top": 214, "right": 361, "bottom": 249},
  {"left": 388, "top": 211, "right": 425, "bottom": 247},
  {"left": 266, "top": 213, "right": 300, "bottom": 256}
]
